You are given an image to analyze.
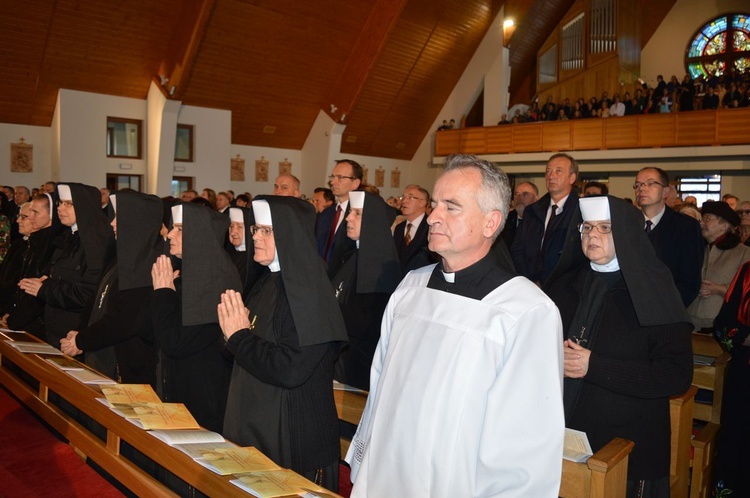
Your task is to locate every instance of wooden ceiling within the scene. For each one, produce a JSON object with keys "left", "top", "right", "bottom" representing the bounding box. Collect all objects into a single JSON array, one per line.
[{"left": 0, "top": 0, "right": 674, "bottom": 161}]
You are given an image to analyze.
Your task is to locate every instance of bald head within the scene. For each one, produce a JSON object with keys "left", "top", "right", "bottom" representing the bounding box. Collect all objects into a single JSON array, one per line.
[{"left": 273, "top": 174, "right": 301, "bottom": 197}]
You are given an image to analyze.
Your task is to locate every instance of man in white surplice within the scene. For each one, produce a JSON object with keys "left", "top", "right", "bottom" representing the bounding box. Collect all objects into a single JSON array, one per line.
[{"left": 346, "top": 154, "right": 565, "bottom": 497}]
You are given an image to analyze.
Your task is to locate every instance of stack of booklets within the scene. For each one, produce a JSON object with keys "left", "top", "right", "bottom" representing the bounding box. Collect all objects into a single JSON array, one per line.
[
  {"left": 5, "top": 340, "right": 62, "bottom": 355},
  {"left": 98, "top": 384, "right": 200, "bottom": 430}
]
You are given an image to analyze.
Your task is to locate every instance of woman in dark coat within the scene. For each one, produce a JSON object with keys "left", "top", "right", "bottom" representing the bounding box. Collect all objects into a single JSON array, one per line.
[
  {"left": 18, "top": 183, "right": 113, "bottom": 346},
  {"left": 544, "top": 196, "right": 693, "bottom": 498},
  {"left": 218, "top": 196, "right": 348, "bottom": 491},
  {"left": 142, "top": 202, "right": 241, "bottom": 433},
  {"left": 60, "top": 190, "right": 161, "bottom": 384},
  {"left": 712, "top": 260, "right": 750, "bottom": 497},
  {"left": 330, "top": 191, "right": 402, "bottom": 390}
]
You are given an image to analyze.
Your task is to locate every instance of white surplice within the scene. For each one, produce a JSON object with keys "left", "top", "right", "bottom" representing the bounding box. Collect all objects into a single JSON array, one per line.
[{"left": 346, "top": 265, "right": 565, "bottom": 497}]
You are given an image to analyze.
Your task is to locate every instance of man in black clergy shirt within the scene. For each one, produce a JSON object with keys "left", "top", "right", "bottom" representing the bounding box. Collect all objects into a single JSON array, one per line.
[
  {"left": 511, "top": 153, "right": 580, "bottom": 285},
  {"left": 635, "top": 166, "right": 704, "bottom": 306}
]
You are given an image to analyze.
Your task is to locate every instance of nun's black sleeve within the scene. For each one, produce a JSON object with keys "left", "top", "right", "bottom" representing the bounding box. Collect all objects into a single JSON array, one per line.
[
  {"left": 37, "top": 248, "right": 100, "bottom": 312},
  {"left": 76, "top": 286, "right": 152, "bottom": 352},
  {"left": 226, "top": 287, "right": 332, "bottom": 389},
  {"left": 150, "top": 286, "right": 222, "bottom": 358}
]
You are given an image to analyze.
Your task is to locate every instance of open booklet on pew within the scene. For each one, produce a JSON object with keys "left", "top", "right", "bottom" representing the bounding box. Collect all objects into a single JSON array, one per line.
[
  {"left": 44, "top": 357, "right": 117, "bottom": 384},
  {"left": 5, "top": 340, "right": 63, "bottom": 356},
  {"left": 97, "top": 384, "right": 200, "bottom": 430},
  {"left": 230, "top": 468, "right": 332, "bottom": 498},
  {"left": 563, "top": 428, "right": 594, "bottom": 463}
]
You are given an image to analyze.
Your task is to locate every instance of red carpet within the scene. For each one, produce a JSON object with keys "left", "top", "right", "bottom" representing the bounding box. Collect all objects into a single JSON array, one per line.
[{"left": 0, "top": 386, "right": 124, "bottom": 498}]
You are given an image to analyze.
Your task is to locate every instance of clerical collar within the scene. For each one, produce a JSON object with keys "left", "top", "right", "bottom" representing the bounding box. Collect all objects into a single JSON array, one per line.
[
  {"left": 591, "top": 255, "right": 620, "bottom": 272},
  {"left": 428, "top": 252, "right": 512, "bottom": 300},
  {"left": 71, "top": 223, "right": 79, "bottom": 233},
  {"left": 356, "top": 239, "right": 360, "bottom": 249}
]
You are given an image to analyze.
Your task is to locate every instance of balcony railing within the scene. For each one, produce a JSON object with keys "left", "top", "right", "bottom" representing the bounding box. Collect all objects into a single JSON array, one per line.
[{"left": 435, "top": 108, "right": 750, "bottom": 156}]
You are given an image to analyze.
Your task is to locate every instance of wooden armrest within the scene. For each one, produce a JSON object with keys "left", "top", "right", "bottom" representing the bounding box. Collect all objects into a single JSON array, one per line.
[
  {"left": 587, "top": 437, "right": 635, "bottom": 473},
  {"left": 692, "top": 423, "right": 720, "bottom": 449}
]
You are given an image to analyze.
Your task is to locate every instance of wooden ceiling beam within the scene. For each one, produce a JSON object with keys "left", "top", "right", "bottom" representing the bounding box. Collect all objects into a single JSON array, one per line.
[
  {"left": 158, "top": 0, "right": 216, "bottom": 100},
  {"left": 325, "top": 0, "right": 408, "bottom": 123}
]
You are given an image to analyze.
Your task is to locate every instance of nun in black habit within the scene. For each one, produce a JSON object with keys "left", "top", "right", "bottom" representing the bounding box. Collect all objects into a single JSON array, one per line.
[
  {"left": 60, "top": 190, "right": 160, "bottom": 385},
  {"left": 226, "top": 206, "right": 267, "bottom": 298},
  {"left": 217, "top": 196, "right": 348, "bottom": 491},
  {"left": 544, "top": 195, "right": 693, "bottom": 498},
  {"left": 331, "top": 191, "right": 402, "bottom": 390},
  {"left": 142, "top": 202, "right": 242, "bottom": 433},
  {"left": 18, "top": 183, "right": 113, "bottom": 347},
  {"left": 6, "top": 193, "right": 62, "bottom": 338}
]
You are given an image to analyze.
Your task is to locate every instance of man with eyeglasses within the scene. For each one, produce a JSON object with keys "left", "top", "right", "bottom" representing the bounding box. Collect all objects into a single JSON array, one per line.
[
  {"left": 315, "top": 159, "right": 362, "bottom": 277},
  {"left": 393, "top": 184, "right": 433, "bottom": 272},
  {"left": 500, "top": 182, "right": 538, "bottom": 249},
  {"left": 634, "top": 167, "right": 703, "bottom": 306},
  {"left": 511, "top": 153, "right": 580, "bottom": 285}
]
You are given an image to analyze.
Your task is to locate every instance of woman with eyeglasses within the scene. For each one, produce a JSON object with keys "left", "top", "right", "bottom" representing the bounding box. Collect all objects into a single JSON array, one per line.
[
  {"left": 735, "top": 200, "right": 750, "bottom": 245},
  {"left": 688, "top": 202, "right": 750, "bottom": 332},
  {"left": 545, "top": 196, "right": 693, "bottom": 498},
  {"left": 18, "top": 183, "right": 113, "bottom": 347},
  {"left": 218, "top": 196, "right": 348, "bottom": 492}
]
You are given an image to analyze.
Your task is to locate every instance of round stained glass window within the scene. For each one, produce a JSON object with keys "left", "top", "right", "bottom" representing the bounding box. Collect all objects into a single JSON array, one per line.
[{"left": 685, "top": 13, "right": 750, "bottom": 78}]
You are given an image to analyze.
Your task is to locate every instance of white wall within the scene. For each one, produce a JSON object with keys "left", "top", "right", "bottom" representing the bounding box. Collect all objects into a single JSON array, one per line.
[
  {"left": 0, "top": 123, "right": 52, "bottom": 190},
  {"left": 58, "top": 89, "right": 147, "bottom": 187},
  {"left": 229, "top": 144, "right": 302, "bottom": 198},
  {"left": 641, "top": 0, "right": 747, "bottom": 86}
]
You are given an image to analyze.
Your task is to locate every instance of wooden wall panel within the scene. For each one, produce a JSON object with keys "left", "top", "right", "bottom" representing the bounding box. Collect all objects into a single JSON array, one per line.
[
  {"left": 639, "top": 115, "right": 675, "bottom": 147},
  {"left": 675, "top": 112, "right": 716, "bottom": 146},
  {"left": 572, "top": 119, "right": 604, "bottom": 149},
  {"left": 460, "top": 128, "right": 487, "bottom": 154},
  {"left": 512, "top": 125, "right": 543, "bottom": 152},
  {"left": 435, "top": 130, "right": 461, "bottom": 156},
  {"left": 605, "top": 117, "right": 639, "bottom": 148},
  {"left": 486, "top": 127, "right": 513, "bottom": 154},
  {"left": 542, "top": 121, "right": 572, "bottom": 151},
  {"left": 716, "top": 109, "right": 750, "bottom": 144}
]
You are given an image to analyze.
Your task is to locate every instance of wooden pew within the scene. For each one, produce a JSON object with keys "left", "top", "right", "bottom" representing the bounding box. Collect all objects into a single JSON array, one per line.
[
  {"left": 560, "top": 385, "right": 697, "bottom": 498},
  {"left": 334, "top": 386, "right": 368, "bottom": 458},
  {"left": 691, "top": 333, "right": 730, "bottom": 424},
  {"left": 690, "top": 422, "right": 720, "bottom": 498},
  {"left": 0, "top": 330, "right": 341, "bottom": 498},
  {"left": 670, "top": 386, "right": 698, "bottom": 498}
]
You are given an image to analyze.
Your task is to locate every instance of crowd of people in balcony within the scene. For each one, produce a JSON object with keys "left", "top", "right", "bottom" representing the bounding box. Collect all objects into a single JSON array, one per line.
[{"left": 496, "top": 67, "right": 750, "bottom": 125}]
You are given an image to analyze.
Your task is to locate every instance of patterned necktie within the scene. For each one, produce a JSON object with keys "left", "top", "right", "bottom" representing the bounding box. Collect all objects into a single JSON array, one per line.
[
  {"left": 645, "top": 220, "right": 653, "bottom": 234},
  {"left": 542, "top": 204, "right": 558, "bottom": 246},
  {"left": 405, "top": 222, "right": 413, "bottom": 246},
  {"left": 324, "top": 205, "right": 342, "bottom": 261}
]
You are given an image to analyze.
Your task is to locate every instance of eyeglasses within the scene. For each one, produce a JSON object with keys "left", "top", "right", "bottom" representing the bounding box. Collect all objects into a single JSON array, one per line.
[
  {"left": 250, "top": 225, "right": 273, "bottom": 236},
  {"left": 700, "top": 216, "right": 719, "bottom": 224},
  {"left": 632, "top": 180, "right": 667, "bottom": 190},
  {"left": 736, "top": 209, "right": 750, "bottom": 216},
  {"left": 400, "top": 194, "right": 426, "bottom": 202},
  {"left": 56, "top": 200, "right": 74, "bottom": 207},
  {"left": 578, "top": 222, "right": 613, "bottom": 235},
  {"left": 328, "top": 174, "right": 356, "bottom": 182}
]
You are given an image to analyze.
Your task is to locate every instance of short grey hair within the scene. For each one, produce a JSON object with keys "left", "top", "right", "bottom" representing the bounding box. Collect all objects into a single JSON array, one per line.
[{"left": 442, "top": 154, "right": 512, "bottom": 237}]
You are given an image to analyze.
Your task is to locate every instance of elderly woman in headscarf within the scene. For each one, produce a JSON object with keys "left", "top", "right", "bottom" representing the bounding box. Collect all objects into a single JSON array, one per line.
[
  {"left": 60, "top": 191, "right": 161, "bottom": 384},
  {"left": 18, "top": 183, "right": 113, "bottom": 346},
  {"left": 218, "top": 196, "right": 348, "bottom": 492},
  {"left": 331, "top": 191, "right": 402, "bottom": 390},
  {"left": 688, "top": 201, "right": 750, "bottom": 332},
  {"left": 143, "top": 202, "right": 242, "bottom": 433},
  {"left": 544, "top": 196, "right": 693, "bottom": 498},
  {"left": 226, "top": 206, "right": 266, "bottom": 298}
]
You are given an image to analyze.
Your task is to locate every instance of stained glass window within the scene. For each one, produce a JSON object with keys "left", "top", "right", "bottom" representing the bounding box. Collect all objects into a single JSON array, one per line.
[{"left": 685, "top": 14, "right": 750, "bottom": 78}]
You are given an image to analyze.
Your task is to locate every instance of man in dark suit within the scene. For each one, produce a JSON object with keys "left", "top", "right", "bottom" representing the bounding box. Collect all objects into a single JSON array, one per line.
[
  {"left": 393, "top": 184, "right": 433, "bottom": 272},
  {"left": 511, "top": 153, "right": 580, "bottom": 285},
  {"left": 500, "top": 181, "right": 538, "bottom": 249},
  {"left": 635, "top": 167, "right": 704, "bottom": 306},
  {"left": 315, "top": 159, "right": 362, "bottom": 277}
]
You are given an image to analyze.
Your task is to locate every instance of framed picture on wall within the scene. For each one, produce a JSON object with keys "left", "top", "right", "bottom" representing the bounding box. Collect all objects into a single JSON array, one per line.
[
  {"left": 279, "top": 158, "right": 292, "bottom": 176},
  {"left": 390, "top": 167, "right": 400, "bottom": 188},
  {"left": 10, "top": 139, "right": 33, "bottom": 173},
  {"left": 231, "top": 154, "right": 245, "bottom": 182},
  {"left": 375, "top": 167, "right": 384, "bottom": 188},
  {"left": 255, "top": 157, "right": 269, "bottom": 182}
]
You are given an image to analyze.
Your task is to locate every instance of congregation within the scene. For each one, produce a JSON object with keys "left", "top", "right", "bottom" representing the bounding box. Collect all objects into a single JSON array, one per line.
[
  {"left": 489, "top": 67, "right": 750, "bottom": 125},
  {"left": 1, "top": 152, "right": 750, "bottom": 497}
]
